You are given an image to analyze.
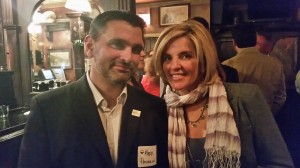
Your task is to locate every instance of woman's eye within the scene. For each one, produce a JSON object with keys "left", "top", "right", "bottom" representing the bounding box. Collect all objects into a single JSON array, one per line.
[
  {"left": 162, "top": 55, "right": 171, "bottom": 62},
  {"left": 180, "top": 53, "right": 192, "bottom": 59}
]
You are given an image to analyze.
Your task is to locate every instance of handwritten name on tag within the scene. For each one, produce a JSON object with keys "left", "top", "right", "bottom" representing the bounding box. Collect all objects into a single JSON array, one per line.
[
  {"left": 138, "top": 145, "right": 157, "bottom": 167},
  {"left": 132, "top": 109, "right": 141, "bottom": 117}
]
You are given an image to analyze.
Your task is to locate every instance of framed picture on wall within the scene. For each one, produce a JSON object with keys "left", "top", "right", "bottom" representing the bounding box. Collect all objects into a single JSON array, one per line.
[
  {"left": 159, "top": 4, "right": 190, "bottom": 26},
  {"left": 48, "top": 49, "right": 72, "bottom": 69}
]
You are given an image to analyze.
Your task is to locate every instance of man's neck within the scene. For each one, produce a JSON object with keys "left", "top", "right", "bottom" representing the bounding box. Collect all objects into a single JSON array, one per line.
[
  {"left": 89, "top": 71, "right": 125, "bottom": 108},
  {"left": 99, "top": 82, "right": 125, "bottom": 109}
]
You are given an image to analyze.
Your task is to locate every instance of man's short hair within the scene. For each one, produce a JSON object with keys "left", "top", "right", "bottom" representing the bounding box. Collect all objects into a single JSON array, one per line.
[
  {"left": 232, "top": 23, "right": 256, "bottom": 48},
  {"left": 89, "top": 10, "right": 146, "bottom": 40}
]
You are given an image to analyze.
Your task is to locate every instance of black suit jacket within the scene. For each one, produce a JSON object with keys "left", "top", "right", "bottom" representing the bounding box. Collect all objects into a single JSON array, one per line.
[{"left": 18, "top": 75, "right": 169, "bottom": 168}]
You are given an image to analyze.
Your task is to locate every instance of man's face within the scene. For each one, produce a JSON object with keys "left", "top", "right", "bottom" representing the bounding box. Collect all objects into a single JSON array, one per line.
[
  {"left": 256, "top": 34, "right": 273, "bottom": 55},
  {"left": 86, "top": 20, "right": 144, "bottom": 85}
]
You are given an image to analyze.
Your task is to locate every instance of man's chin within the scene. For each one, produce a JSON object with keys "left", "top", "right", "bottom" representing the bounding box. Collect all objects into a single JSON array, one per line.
[{"left": 111, "top": 75, "right": 131, "bottom": 85}]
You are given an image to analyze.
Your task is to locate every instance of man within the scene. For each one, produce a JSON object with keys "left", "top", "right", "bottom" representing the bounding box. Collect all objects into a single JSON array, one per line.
[
  {"left": 18, "top": 11, "right": 169, "bottom": 168},
  {"left": 256, "top": 31, "right": 277, "bottom": 55},
  {"left": 222, "top": 23, "right": 286, "bottom": 115}
]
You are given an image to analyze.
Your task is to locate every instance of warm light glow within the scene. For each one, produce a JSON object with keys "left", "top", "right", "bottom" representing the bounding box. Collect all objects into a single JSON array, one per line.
[
  {"left": 32, "top": 12, "right": 44, "bottom": 24},
  {"left": 27, "top": 22, "right": 42, "bottom": 34},
  {"left": 65, "top": 0, "right": 92, "bottom": 12},
  {"left": 138, "top": 14, "right": 151, "bottom": 25}
]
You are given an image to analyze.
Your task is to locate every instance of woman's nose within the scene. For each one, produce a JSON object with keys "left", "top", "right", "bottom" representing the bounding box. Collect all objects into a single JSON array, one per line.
[{"left": 170, "top": 59, "right": 181, "bottom": 69}]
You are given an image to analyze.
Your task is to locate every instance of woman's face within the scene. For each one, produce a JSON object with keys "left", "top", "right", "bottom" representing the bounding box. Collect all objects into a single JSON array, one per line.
[{"left": 162, "top": 36, "right": 200, "bottom": 95}]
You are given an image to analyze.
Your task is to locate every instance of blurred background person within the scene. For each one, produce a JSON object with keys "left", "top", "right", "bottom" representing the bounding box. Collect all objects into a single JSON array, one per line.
[
  {"left": 127, "top": 50, "right": 145, "bottom": 90},
  {"left": 256, "top": 30, "right": 277, "bottom": 55},
  {"left": 141, "top": 50, "right": 160, "bottom": 96},
  {"left": 257, "top": 29, "right": 300, "bottom": 168},
  {"left": 296, "top": 70, "right": 300, "bottom": 94},
  {"left": 136, "top": 50, "right": 146, "bottom": 82},
  {"left": 153, "top": 20, "right": 293, "bottom": 168},
  {"left": 222, "top": 23, "right": 286, "bottom": 115}
]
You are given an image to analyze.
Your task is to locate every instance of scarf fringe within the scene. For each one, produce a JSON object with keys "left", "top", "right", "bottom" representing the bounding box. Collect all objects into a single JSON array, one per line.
[{"left": 204, "top": 148, "right": 241, "bottom": 168}]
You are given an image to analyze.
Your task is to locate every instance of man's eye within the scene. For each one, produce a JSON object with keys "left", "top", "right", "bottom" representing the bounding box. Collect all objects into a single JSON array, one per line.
[
  {"left": 109, "top": 40, "right": 126, "bottom": 50},
  {"left": 132, "top": 46, "right": 143, "bottom": 55}
]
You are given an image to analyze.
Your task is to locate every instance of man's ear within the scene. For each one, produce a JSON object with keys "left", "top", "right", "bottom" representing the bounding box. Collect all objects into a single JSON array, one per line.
[
  {"left": 232, "top": 39, "right": 239, "bottom": 52},
  {"left": 84, "top": 35, "right": 94, "bottom": 58},
  {"left": 232, "top": 39, "right": 237, "bottom": 47}
]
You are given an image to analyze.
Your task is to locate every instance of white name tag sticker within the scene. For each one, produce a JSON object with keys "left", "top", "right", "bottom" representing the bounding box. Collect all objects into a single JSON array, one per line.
[
  {"left": 137, "top": 145, "right": 157, "bottom": 167},
  {"left": 132, "top": 109, "right": 141, "bottom": 117}
]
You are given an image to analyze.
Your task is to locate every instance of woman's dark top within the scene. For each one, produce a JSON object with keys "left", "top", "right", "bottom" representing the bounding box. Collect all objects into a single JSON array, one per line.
[{"left": 186, "top": 137, "right": 206, "bottom": 168}]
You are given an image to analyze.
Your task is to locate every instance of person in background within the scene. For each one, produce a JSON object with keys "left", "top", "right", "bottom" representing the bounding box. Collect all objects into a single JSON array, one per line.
[
  {"left": 18, "top": 11, "right": 169, "bottom": 168},
  {"left": 136, "top": 50, "right": 146, "bottom": 83},
  {"left": 153, "top": 20, "right": 293, "bottom": 167},
  {"left": 222, "top": 23, "right": 286, "bottom": 115},
  {"left": 256, "top": 30, "right": 277, "bottom": 55},
  {"left": 257, "top": 29, "right": 300, "bottom": 168},
  {"left": 256, "top": 30, "right": 297, "bottom": 92},
  {"left": 141, "top": 50, "right": 160, "bottom": 96},
  {"left": 191, "top": 16, "right": 239, "bottom": 83},
  {"left": 296, "top": 70, "right": 300, "bottom": 94},
  {"left": 127, "top": 50, "right": 145, "bottom": 90}
]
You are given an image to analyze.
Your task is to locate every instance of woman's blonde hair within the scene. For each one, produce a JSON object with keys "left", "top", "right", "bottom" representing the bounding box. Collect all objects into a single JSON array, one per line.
[{"left": 153, "top": 20, "right": 225, "bottom": 85}]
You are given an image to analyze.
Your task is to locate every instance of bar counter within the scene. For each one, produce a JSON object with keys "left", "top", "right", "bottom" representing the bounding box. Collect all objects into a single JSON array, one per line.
[{"left": 0, "top": 107, "right": 30, "bottom": 168}]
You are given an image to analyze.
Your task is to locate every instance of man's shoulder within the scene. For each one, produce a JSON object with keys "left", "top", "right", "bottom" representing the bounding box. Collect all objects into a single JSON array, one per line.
[
  {"left": 222, "top": 55, "right": 239, "bottom": 65},
  {"left": 33, "top": 81, "right": 78, "bottom": 101},
  {"left": 222, "top": 58, "right": 232, "bottom": 65},
  {"left": 266, "top": 55, "right": 283, "bottom": 67}
]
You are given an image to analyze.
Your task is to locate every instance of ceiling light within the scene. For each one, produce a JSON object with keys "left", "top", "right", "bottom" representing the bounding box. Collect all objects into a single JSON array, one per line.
[{"left": 65, "top": 0, "right": 92, "bottom": 13}]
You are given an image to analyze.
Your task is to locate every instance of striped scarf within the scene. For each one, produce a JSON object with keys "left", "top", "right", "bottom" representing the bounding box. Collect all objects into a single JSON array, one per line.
[{"left": 164, "top": 82, "right": 241, "bottom": 168}]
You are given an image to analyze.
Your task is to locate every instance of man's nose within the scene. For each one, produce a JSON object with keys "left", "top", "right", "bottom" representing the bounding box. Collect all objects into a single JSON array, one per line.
[{"left": 120, "top": 47, "right": 132, "bottom": 62}]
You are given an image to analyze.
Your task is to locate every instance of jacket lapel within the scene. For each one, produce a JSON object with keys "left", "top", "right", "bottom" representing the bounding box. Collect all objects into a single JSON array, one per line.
[
  {"left": 117, "top": 85, "right": 141, "bottom": 166},
  {"left": 72, "top": 75, "right": 114, "bottom": 167},
  {"left": 224, "top": 83, "right": 240, "bottom": 121}
]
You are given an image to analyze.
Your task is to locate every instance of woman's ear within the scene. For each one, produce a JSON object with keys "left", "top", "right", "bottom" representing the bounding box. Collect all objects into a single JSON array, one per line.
[{"left": 84, "top": 35, "right": 94, "bottom": 58}]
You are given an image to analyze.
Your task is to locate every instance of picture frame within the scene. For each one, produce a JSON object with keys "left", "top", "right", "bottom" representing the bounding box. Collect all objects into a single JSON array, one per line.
[
  {"left": 48, "top": 49, "right": 72, "bottom": 69},
  {"left": 159, "top": 4, "right": 190, "bottom": 26}
]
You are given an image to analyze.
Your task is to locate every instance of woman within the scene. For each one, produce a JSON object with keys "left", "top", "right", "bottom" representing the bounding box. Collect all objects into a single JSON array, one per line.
[
  {"left": 141, "top": 50, "right": 160, "bottom": 96},
  {"left": 153, "top": 20, "right": 293, "bottom": 167}
]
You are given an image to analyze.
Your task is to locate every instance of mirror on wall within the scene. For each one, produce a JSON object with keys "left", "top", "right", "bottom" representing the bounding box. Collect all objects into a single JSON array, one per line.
[{"left": 28, "top": 0, "right": 102, "bottom": 92}]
